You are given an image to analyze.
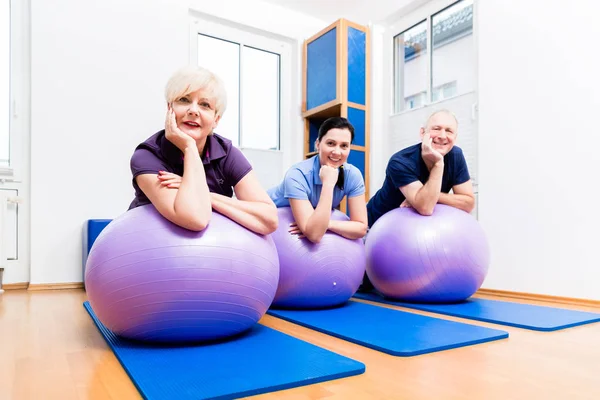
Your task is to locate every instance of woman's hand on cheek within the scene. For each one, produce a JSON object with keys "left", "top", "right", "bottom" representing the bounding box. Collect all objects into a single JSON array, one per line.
[{"left": 165, "top": 106, "right": 196, "bottom": 152}]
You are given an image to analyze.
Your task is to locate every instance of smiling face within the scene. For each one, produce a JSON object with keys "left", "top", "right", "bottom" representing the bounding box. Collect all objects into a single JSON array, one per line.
[
  {"left": 315, "top": 128, "right": 352, "bottom": 168},
  {"left": 171, "top": 88, "right": 221, "bottom": 142},
  {"left": 420, "top": 111, "right": 458, "bottom": 156}
]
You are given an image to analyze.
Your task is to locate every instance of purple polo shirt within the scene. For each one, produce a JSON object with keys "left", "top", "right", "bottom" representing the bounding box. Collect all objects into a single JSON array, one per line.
[{"left": 128, "top": 130, "right": 252, "bottom": 210}]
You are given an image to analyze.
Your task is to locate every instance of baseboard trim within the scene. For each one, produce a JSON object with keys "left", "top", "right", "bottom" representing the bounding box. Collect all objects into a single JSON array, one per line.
[
  {"left": 2, "top": 282, "right": 29, "bottom": 290},
  {"left": 476, "top": 288, "right": 600, "bottom": 308},
  {"left": 4, "top": 282, "right": 599, "bottom": 307},
  {"left": 27, "top": 282, "right": 84, "bottom": 291}
]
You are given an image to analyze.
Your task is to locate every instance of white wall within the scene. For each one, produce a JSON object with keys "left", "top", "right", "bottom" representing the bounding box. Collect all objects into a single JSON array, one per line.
[
  {"left": 368, "top": 23, "right": 387, "bottom": 198},
  {"left": 28, "top": 0, "right": 326, "bottom": 284},
  {"left": 478, "top": 0, "right": 600, "bottom": 299}
]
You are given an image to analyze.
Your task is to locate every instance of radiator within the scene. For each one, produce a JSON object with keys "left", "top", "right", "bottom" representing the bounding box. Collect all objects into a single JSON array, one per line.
[{"left": 0, "top": 193, "right": 22, "bottom": 293}]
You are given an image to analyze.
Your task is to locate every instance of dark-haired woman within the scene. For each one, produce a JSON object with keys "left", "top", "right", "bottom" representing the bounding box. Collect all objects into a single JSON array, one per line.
[{"left": 267, "top": 117, "right": 368, "bottom": 243}]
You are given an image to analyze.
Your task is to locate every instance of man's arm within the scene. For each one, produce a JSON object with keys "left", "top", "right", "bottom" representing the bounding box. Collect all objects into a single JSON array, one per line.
[
  {"left": 399, "top": 130, "right": 446, "bottom": 216},
  {"left": 438, "top": 180, "right": 475, "bottom": 213},
  {"left": 399, "top": 160, "right": 444, "bottom": 216}
]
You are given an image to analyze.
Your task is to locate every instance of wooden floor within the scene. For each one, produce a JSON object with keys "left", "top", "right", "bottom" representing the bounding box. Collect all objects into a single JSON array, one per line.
[{"left": 1, "top": 290, "right": 599, "bottom": 400}]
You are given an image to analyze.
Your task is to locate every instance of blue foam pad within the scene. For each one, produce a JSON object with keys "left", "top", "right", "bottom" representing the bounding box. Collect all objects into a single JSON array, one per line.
[
  {"left": 354, "top": 292, "right": 600, "bottom": 332},
  {"left": 82, "top": 219, "right": 112, "bottom": 273},
  {"left": 267, "top": 301, "right": 508, "bottom": 356},
  {"left": 84, "top": 302, "right": 364, "bottom": 400}
]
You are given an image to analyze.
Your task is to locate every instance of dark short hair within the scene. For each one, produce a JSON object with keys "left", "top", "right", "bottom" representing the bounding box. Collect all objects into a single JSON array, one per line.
[{"left": 317, "top": 117, "right": 355, "bottom": 143}]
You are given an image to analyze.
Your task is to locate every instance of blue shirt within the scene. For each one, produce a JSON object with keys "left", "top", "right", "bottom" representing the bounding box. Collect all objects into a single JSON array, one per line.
[
  {"left": 367, "top": 143, "right": 470, "bottom": 227},
  {"left": 268, "top": 155, "right": 365, "bottom": 209}
]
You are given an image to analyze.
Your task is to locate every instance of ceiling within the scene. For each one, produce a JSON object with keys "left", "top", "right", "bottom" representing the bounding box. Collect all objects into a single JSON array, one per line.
[{"left": 259, "top": 0, "right": 419, "bottom": 25}]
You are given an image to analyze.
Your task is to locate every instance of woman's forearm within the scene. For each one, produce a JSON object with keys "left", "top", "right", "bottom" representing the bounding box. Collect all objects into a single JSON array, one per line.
[
  {"left": 327, "top": 219, "right": 368, "bottom": 240},
  {"left": 172, "top": 146, "right": 212, "bottom": 229},
  {"left": 210, "top": 193, "right": 278, "bottom": 235},
  {"left": 302, "top": 183, "right": 335, "bottom": 243}
]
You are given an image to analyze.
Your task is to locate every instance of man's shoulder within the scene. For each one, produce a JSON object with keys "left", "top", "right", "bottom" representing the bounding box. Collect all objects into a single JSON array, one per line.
[
  {"left": 447, "top": 145, "right": 466, "bottom": 163},
  {"left": 389, "top": 143, "right": 421, "bottom": 165},
  {"left": 449, "top": 145, "right": 464, "bottom": 155}
]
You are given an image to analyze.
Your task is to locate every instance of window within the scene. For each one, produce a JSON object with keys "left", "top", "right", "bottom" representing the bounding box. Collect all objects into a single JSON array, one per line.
[
  {"left": 191, "top": 19, "right": 285, "bottom": 151},
  {"left": 241, "top": 47, "right": 279, "bottom": 150},
  {"left": 405, "top": 91, "right": 426, "bottom": 109},
  {"left": 394, "top": 20, "right": 428, "bottom": 113},
  {"left": 1, "top": 0, "right": 10, "bottom": 169},
  {"left": 196, "top": 34, "right": 241, "bottom": 147},
  {"left": 431, "top": 1, "right": 474, "bottom": 100},
  {"left": 432, "top": 81, "right": 458, "bottom": 102},
  {"left": 394, "top": 0, "right": 474, "bottom": 113}
]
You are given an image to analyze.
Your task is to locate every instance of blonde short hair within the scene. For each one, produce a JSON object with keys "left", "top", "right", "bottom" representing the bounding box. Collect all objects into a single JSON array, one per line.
[{"left": 164, "top": 66, "right": 228, "bottom": 117}]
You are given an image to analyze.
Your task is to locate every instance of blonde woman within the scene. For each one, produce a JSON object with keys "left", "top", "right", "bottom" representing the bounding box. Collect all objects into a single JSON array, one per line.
[{"left": 128, "top": 66, "right": 278, "bottom": 235}]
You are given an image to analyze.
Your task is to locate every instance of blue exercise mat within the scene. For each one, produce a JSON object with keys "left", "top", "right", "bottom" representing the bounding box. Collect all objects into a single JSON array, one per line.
[
  {"left": 267, "top": 300, "right": 508, "bottom": 356},
  {"left": 84, "top": 302, "right": 365, "bottom": 400},
  {"left": 354, "top": 292, "right": 600, "bottom": 331}
]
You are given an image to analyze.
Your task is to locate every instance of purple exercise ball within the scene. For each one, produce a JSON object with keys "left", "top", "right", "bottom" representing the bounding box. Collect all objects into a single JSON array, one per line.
[
  {"left": 84, "top": 204, "right": 279, "bottom": 343},
  {"left": 365, "top": 204, "right": 490, "bottom": 303},
  {"left": 270, "top": 207, "right": 366, "bottom": 309}
]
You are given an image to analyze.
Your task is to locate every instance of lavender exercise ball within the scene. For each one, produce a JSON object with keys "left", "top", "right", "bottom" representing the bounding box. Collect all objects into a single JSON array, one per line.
[
  {"left": 270, "top": 207, "right": 366, "bottom": 309},
  {"left": 84, "top": 204, "right": 279, "bottom": 343},
  {"left": 365, "top": 204, "right": 490, "bottom": 303}
]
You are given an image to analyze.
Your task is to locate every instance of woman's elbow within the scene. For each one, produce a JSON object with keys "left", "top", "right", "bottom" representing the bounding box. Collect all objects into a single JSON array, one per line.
[
  {"left": 305, "top": 228, "right": 325, "bottom": 243},
  {"left": 248, "top": 206, "right": 278, "bottom": 235},
  {"left": 358, "top": 222, "right": 368, "bottom": 237},
  {"left": 306, "top": 234, "right": 323, "bottom": 244},
  {"left": 184, "top": 215, "right": 211, "bottom": 232},
  {"left": 158, "top": 206, "right": 211, "bottom": 232},
  {"left": 179, "top": 209, "right": 212, "bottom": 232},
  {"left": 261, "top": 204, "right": 279, "bottom": 234},
  {"left": 261, "top": 215, "right": 279, "bottom": 235}
]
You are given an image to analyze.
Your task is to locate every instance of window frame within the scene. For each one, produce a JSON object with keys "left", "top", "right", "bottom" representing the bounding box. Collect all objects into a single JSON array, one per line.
[
  {"left": 189, "top": 15, "right": 291, "bottom": 151},
  {"left": 390, "top": 0, "right": 476, "bottom": 116},
  {"left": 1, "top": 0, "right": 28, "bottom": 183}
]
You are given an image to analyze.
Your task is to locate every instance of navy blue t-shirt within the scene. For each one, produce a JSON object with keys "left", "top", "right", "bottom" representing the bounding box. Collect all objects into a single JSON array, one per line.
[{"left": 366, "top": 143, "right": 470, "bottom": 227}]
